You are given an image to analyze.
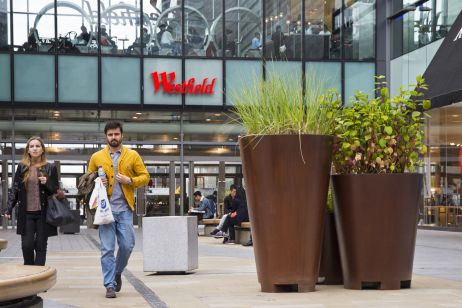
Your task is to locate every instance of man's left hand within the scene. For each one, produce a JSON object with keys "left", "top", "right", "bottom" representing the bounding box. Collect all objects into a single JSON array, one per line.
[{"left": 116, "top": 173, "right": 132, "bottom": 185}]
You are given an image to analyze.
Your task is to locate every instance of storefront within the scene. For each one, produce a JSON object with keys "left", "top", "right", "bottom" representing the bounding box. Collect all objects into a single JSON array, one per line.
[
  {"left": 390, "top": 0, "right": 462, "bottom": 229},
  {"left": 0, "top": 0, "right": 378, "bottom": 220}
]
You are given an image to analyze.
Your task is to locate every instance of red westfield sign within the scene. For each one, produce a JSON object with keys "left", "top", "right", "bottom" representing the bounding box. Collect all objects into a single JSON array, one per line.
[{"left": 151, "top": 71, "right": 216, "bottom": 95}]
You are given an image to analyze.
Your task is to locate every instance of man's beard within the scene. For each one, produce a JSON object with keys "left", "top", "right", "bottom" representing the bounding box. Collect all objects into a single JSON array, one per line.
[{"left": 109, "top": 139, "right": 121, "bottom": 147}]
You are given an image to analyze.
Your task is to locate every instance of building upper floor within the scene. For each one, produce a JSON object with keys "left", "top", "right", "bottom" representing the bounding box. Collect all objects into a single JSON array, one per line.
[{"left": 0, "top": 0, "right": 377, "bottom": 61}]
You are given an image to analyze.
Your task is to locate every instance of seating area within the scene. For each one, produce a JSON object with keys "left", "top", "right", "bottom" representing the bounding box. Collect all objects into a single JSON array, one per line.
[{"left": 201, "top": 219, "right": 251, "bottom": 245}]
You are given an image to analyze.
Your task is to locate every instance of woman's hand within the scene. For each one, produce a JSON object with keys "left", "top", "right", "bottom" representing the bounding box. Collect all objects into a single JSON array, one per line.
[{"left": 38, "top": 176, "right": 47, "bottom": 185}]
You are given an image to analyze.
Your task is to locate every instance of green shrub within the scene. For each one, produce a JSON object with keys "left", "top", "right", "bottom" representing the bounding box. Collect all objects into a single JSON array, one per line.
[{"left": 329, "top": 76, "right": 430, "bottom": 174}]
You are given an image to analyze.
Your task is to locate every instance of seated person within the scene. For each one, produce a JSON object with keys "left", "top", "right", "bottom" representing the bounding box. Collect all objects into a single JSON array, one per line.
[
  {"left": 213, "top": 187, "right": 248, "bottom": 244},
  {"left": 127, "top": 27, "right": 150, "bottom": 54},
  {"left": 100, "top": 24, "right": 118, "bottom": 53},
  {"left": 23, "top": 27, "right": 39, "bottom": 51},
  {"left": 251, "top": 32, "right": 261, "bottom": 49},
  {"left": 77, "top": 25, "right": 90, "bottom": 44},
  {"left": 160, "top": 26, "right": 179, "bottom": 54},
  {"left": 188, "top": 191, "right": 215, "bottom": 220},
  {"left": 210, "top": 185, "right": 237, "bottom": 236},
  {"left": 319, "top": 25, "right": 331, "bottom": 35}
]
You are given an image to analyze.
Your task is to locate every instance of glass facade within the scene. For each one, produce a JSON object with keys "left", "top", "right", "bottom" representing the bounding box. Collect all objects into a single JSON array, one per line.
[
  {"left": 390, "top": 1, "right": 462, "bottom": 229},
  {"left": 392, "top": 0, "right": 462, "bottom": 59},
  {"left": 0, "top": 0, "right": 378, "bottom": 218}
]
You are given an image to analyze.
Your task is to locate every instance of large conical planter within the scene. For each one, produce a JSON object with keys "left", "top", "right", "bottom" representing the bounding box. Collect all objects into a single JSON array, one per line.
[
  {"left": 239, "top": 134, "right": 333, "bottom": 292},
  {"left": 332, "top": 173, "right": 423, "bottom": 290},
  {"left": 318, "top": 212, "right": 343, "bottom": 285}
]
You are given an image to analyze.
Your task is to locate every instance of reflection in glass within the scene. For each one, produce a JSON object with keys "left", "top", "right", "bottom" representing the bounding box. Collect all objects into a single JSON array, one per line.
[
  {"left": 343, "top": 0, "right": 375, "bottom": 60},
  {"left": 423, "top": 102, "right": 462, "bottom": 227},
  {"left": 265, "top": 0, "right": 301, "bottom": 59},
  {"left": 185, "top": 0, "right": 221, "bottom": 57},
  {"left": 395, "top": 0, "right": 462, "bottom": 58},
  {"left": 304, "top": 0, "right": 341, "bottom": 60},
  {"left": 0, "top": 0, "right": 10, "bottom": 50},
  {"left": 13, "top": 0, "right": 56, "bottom": 53},
  {"left": 57, "top": 0, "right": 96, "bottom": 54},
  {"left": 224, "top": 0, "right": 262, "bottom": 58},
  {"left": 99, "top": 0, "right": 141, "bottom": 55},
  {"left": 145, "top": 0, "right": 183, "bottom": 56}
]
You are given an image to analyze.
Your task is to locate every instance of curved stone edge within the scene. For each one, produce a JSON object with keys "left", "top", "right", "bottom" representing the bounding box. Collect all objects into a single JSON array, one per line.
[
  {"left": 0, "top": 266, "right": 57, "bottom": 302},
  {"left": 0, "top": 239, "right": 7, "bottom": 250}
]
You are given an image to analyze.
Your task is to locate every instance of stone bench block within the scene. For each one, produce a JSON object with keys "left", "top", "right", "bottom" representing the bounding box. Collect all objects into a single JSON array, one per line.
[
  {"left": 142, "top": 216, "right": 198, "bottom": 272},
  {"left": 0, "top": 265, "right": 56, "bottom": 302},
  {"left": 0, "top": 239, "right": 7, "bottom": 251}
]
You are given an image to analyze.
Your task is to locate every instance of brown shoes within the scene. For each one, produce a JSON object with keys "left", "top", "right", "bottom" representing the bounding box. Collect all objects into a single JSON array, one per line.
[
  {"left": 105, "top": 287, "right": 116, "bottom": 298},
  {"left": 115, "top": 273, "right": 122, "bottom": 292}
]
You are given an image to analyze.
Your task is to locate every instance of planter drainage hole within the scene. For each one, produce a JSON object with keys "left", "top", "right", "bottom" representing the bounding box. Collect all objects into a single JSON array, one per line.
[
  {"left": 274, "top": 284, "right": 299, "bottom": 292},
  {"left": 400, "top": 280, "right": 411, "bottom": 288},
  {"left": 361, "top": 281, "right": 381, "bottom": 289}
]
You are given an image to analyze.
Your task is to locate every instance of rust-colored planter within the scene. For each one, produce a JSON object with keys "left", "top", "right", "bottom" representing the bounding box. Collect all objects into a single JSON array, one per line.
[
  {"left": 332, "top": 173, "right": 422, "bottom": 290},
  {"left": 239, "top": 134, "right": 333, "bottom": 292},
  {"left": 318, "top": 212, "right": 343, "bottom": 285}
]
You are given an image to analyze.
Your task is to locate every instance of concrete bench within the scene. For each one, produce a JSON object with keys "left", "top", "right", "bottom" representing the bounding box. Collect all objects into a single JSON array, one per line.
[
  {"left": 0, "top": 238, "right": 7, "bottom": 252},
  {"left": 235, "top": 222, "right": 251, "bottom": 245},
  {"left": 202, "top": 218, "right": 221, "bottom": 236},
  {"left": 0, "top": 264, "right": 57, "bottom": 304}
]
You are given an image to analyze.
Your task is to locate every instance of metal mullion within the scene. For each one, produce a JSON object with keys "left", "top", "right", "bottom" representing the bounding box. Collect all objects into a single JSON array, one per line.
[
  {"left": 182, "top": 2, "right": 186, "bottom": 109},
  {"left": 262, "top": 0, "right": 266, "bottom": 80},
  {"left": 140, "top": 0, "right": 144, "bottom": 106},
  {"left": 54, "top": 0, "right": 58, "bottom": 105},
  {"left": 222, "top": 0, "right": 226, "bottom": 107},
  {"left": 9, "top": 0, "right": 14, "bottom": 106},
  {"left": 97, "top": 0, "right": 102, "bottom": 107}
]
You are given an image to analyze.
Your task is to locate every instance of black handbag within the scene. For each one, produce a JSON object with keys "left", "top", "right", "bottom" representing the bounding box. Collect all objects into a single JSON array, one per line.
[{"left": 46, "top": 196, "right": 75, "bottom": 227}]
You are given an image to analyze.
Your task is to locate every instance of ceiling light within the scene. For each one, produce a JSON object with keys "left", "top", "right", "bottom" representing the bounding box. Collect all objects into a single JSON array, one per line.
[
  {"left": 228, "top": 138, "right": 234, "bottom": 141},
  {"left": 135, "top": 112, "right": 142, "bottom": 115},
  {"left": 205, "top": 118, "right": 211, "bottom": 122},
  {"left": 214, "top": 113, "right": 221, "bottom": 117},
  {"left": 450, "top": 142, "right": 456, "bottom": 146},
  {"left": 451, "top": 114, "right": 459, "bottom": 117},
  {"left": 132, "top": 116, "right": 138, "bottom": 119},
  {"left": 173, "top": 137, "right": 178, "bottom": 140}
]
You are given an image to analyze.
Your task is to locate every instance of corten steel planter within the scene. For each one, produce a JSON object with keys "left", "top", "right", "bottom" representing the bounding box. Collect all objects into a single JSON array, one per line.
[
  {"left": 332, "top": 173, "right": 423, "bottom": 290},
  {"left": 318, "top": 212, "right": 343, "bottom": 285},
  {"left": 239, "top": 134, "right": 332, "bottom": 292}
]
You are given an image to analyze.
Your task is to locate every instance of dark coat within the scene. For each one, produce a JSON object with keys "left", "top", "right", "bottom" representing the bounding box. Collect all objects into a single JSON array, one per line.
[
  {"left": 230, "top": 197, "right": 249, "bottom": 224},
  {"left": 7, "top": 162, "right": 59, "bottom": 237}
]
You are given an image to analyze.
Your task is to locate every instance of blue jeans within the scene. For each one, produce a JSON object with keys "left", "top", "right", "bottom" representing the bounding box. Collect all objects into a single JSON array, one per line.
[{"left": 99, "top": 210, "right": 135, "bottom": 288}]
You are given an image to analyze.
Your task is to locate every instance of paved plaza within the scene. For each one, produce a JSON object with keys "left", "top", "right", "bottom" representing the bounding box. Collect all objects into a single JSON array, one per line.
[{"left": 1, "top": 227, "right": 462, "bottom": 307}]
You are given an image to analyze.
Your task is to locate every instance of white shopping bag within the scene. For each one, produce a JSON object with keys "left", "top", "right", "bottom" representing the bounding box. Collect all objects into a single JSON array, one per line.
[
  {"left": 88, "top": 177, "right": 102, "bottom": 210},
  {"left": 93, "top": 178, "right": 114, "bottom": 225}
]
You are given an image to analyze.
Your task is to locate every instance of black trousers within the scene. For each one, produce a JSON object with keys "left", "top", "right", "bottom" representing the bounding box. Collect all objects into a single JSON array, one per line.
[
  {"left": 221, "top": 215, "right": 239, "bottom": 241},
  {"left": 21, "top": 211, "right": 48, "bottom": 266}
]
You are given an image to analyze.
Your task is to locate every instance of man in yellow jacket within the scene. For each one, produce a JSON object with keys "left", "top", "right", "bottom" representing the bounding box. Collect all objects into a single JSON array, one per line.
[{"left": 88, "top": 121, "right": 149, "bottom": 298}]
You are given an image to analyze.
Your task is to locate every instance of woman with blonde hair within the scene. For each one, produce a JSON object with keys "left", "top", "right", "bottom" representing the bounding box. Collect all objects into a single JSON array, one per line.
[{"left": 2, "top": 136, "right": 59, "bottom": 265}]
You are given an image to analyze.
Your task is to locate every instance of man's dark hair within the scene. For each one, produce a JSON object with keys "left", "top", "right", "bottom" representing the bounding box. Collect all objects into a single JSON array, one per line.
[
  {"left": 229, "top": 184, "right": 237, "bottom": 191},
  {"left": 193, "top": 191, "right": 202, "bottom": 197},
  {"left": 104, "top": 121, "right": 123, "bottom": 134}
]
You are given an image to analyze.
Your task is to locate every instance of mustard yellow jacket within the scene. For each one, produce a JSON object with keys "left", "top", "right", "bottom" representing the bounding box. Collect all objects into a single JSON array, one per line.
[{"left": 88, "top": 145, "right": 150, "bottom": 211}]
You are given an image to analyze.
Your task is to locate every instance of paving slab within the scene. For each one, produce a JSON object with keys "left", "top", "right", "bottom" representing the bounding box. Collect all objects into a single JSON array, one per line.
[{"left": 1, "top": 228, "right": 462, "bottom": 307}]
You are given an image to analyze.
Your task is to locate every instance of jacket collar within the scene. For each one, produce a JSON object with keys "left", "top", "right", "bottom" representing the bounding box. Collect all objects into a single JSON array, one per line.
[{"left": 104, "top": 145, "right": 127, "bottom": 161}]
